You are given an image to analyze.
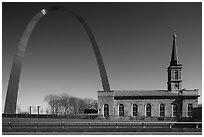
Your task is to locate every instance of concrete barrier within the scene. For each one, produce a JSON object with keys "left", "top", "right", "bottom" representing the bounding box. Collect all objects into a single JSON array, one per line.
[{"left": 2, "top": 121, "right": 202, "bottom": 133}]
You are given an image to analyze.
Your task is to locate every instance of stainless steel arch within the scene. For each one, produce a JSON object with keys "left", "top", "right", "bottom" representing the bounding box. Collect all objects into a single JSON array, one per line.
[{"left": 4, "top": 7, "right": 111, "bottom": 114}]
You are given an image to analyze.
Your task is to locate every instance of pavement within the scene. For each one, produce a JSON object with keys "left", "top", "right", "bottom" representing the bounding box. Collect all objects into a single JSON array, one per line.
[{"left": 2, "top": 132, "right": 202, "bottom": 135}]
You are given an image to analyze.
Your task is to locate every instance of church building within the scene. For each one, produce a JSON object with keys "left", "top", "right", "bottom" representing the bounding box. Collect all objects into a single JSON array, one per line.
[{"left": 97, "top": 33, "right": 199, "bottom": 121}]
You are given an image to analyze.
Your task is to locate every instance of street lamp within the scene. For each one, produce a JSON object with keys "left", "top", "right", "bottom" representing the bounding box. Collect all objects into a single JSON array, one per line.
[
  {"left": 29, "top": 105, "right": 32, "bottom": 114},
  {"left": 37, "top": 106, "right": 40, "bottom": 118}
]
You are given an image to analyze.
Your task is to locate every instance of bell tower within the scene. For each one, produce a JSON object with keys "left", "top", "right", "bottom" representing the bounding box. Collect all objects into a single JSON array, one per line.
[{"left": 167, "top": 32, "right": 182, "bottom": 92}]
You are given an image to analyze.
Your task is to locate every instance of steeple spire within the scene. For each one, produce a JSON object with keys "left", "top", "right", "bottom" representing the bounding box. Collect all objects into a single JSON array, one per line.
[
  {"left": 167, "top": 31, "right": 182, "bottom": 91},
  {"left": 170, "top": 31, "right": 178, "bottom": 66}
]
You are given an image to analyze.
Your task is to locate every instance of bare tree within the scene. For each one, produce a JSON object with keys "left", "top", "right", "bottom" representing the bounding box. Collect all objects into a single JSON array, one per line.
[
  {"left": 84, "top": 98, "right": 98, "bottom": 109},
  {"left": 44, "top": 94, "right": 62, "bottom": 115},
  {"left": 68, "top": 96, "right": 78, "bottom": 114},
  {"left": 60, "top": 94, "right": 71, "bottom": 115},
  {"left": 44, "top": 94, "right": 98, "bottom": 115},
  {"left": 78, "top": 99, "right": 86, "bottom": 114}
]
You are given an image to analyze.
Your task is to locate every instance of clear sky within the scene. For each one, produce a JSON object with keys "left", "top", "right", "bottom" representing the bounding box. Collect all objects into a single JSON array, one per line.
[{"left": 2, "top": 2, "right": 202, "bottom": 112}]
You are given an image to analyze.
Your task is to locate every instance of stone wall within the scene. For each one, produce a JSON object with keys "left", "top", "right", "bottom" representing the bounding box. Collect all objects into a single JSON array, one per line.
[
  {"left": 97, "top": 91, "right": 114, "bottom": 117},
  {"left": 182, "top": 99, "right": 198, "bottom": 117},
  {"left": 114, "top": 99, "right": 176, "bottom": 117}
]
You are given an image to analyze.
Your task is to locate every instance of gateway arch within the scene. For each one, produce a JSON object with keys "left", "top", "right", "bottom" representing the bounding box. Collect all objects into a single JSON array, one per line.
[{"left": 4, "top": 6, "right": 111, "bottom": 114}]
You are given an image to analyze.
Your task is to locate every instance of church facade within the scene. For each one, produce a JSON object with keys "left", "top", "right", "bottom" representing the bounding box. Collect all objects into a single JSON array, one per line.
[{"left": 97, "top": 33, "right": 199, "bottom": 121}]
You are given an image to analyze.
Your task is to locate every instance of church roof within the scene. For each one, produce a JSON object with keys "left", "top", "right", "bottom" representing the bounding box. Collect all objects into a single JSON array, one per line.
[
  {"left": 113, "top": 90, "right": 198, "bottom": 97},
  {"left": 114, "top": 90, "right": 177, "bottom": 97}
]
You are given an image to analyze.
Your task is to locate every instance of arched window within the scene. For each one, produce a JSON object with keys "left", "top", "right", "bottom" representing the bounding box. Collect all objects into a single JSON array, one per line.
[
  {"left": 173, "top": 104, "right": 178, "bottom": 117},
  {"left": 160, "top": 104, "right": 165, "bottom": 117},
  {"left": 146, "top": 104, "right": 151, "bottom": 116},
  {"left": 187, "top": 103, "right": 193, "bottom": 117},
  {"left": 104, "top": 104, "right": 109, "bottom": 117},
  {"left": 119, "top": 104, "right": 124, "bottom": 116},
  {"left": 133, "top": 104, "right": 137, "bottom": 116}
]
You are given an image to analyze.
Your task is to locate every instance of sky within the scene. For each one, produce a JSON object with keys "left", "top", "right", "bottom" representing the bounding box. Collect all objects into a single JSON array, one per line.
[{"left": 2, "top": 2, "right": 202, "bottom": 113}]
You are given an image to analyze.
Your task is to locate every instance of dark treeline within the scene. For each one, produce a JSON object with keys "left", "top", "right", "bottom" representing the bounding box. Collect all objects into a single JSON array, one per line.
[{"left": 44, "top": 94, "right": 97, "bottom": 115}]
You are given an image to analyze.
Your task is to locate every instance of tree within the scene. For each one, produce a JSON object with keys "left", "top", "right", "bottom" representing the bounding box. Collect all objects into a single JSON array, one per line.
[
  {"left": 44, "top": 94, "right": 62, "bottom": 115},
  {"left": 60, "top": 94, "right": 71, "bottom": 115},
  {"left": 84, "top": 98, "right": 98, "bottom": 109},
  {"left": 68, "top": 96, "right": 78, "bottom": 114},
  {"left": 78, "top": 99, "right": 86, "bottom": 114},
  {"left": 44, "top": 93, "right": 98, "bottom": 115}
]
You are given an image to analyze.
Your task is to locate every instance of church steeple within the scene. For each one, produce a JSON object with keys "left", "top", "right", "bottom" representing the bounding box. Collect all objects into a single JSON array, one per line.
[
  {"left": 167, "top": 32, "right": 182, "bottom": 92},
  {"left": 170, "top": 32, "right": 178, "bottom": 65}
]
